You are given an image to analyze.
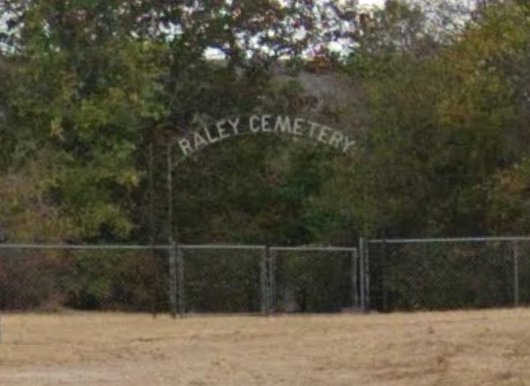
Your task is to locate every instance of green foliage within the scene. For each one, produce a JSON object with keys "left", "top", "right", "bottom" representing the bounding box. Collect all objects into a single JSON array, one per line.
[{"left": 343, "top": 1, "right": 530, "bottom": 238}]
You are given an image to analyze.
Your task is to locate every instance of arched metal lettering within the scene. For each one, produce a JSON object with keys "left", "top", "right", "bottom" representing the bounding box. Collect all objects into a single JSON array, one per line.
[{"left": 171, "top": 115, "right": 356, "bottom": 167}]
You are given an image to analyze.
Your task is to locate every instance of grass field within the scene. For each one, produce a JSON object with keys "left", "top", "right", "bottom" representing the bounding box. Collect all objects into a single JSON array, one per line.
[{"left": 0, "top": 309, "right": 529, "bottom": 385}]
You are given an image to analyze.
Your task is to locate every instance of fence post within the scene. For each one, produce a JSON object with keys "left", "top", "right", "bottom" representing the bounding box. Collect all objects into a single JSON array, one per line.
[
  {"left": 269, "top": 248, "right": 276, "bottom": 314},
  {"left": 260, "top": 246, "right": 269, "bottom": 315},
  {"left": 351, "top": 248, "right": 359, "bottom": 309},
  {"left": 513, "top": 241, "right": 520, "bottom": 308},
  {"left": 365, "top": 240, "right": 370, "bottom": 311},
  {"left": 177, "top": 245, "right": 185, "bottom": 317},
  {"left": 359, "top": 238, "right": 365, "bottom": 311},
  {"left": 168, "top": 243, "right": 178, "bottom": 318},
  {"left": 382, "top": 237, "right": 388, "bottom": 312}
]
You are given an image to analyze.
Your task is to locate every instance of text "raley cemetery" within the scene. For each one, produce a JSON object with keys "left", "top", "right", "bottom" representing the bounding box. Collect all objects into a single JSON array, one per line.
[{"left": 175, "top": 115, "right": 356, "bottom": 161}]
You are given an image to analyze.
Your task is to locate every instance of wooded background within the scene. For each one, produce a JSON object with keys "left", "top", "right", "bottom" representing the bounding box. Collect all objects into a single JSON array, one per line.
[{"left": 2, "top": 0, "right": 530, "bottom": 311}]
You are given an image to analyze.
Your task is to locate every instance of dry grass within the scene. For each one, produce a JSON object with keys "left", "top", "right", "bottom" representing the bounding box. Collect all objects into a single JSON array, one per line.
[{"left": 1, "top": 309, "right": 530, "bottom": 385}]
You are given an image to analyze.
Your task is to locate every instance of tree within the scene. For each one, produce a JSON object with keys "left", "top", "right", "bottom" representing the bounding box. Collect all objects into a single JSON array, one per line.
[
  {"left": 0, "top": 0, "right": 366, "bottom": 243},
  {"left": 340, "top": 1, "right": 530, "bottom": 237}
]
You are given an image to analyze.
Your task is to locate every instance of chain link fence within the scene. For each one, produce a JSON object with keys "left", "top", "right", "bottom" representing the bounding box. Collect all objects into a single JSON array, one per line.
[
  {"left": 0, "top": 244, "right": 360, "bottom": 317},
  {"left": 362, "top": 237, "right": 530, "bottom": 312},
  {"left": 4, "top": 237, "right": 529, "bottom": 318},
  {"left": 0, "top": 245, "right": 169, "bottom": 313}
]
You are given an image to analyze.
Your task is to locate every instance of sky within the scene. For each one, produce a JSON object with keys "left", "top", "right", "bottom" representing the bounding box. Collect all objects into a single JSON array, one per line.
[{"left": 357, "top": 0, "right": 386, "bottom": 8}]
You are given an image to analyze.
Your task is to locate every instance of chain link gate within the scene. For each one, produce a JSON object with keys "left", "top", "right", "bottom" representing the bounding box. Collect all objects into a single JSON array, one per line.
[
  {"left": 269, "top": 246, "right": 359, "bottom": 313},
  {"left": 166, "top": 244, "right": 360, "bottom": 316}
]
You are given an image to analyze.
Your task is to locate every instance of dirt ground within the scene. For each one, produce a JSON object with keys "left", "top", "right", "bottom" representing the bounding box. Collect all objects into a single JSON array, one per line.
[{"left": 0, "top": 309, "right": 529, "bottom": 386}]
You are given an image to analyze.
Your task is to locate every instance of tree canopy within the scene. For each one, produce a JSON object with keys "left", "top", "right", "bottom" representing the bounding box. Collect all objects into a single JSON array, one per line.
[{"left": 1, "top": 0, "right": 530, "bottom": 245}]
